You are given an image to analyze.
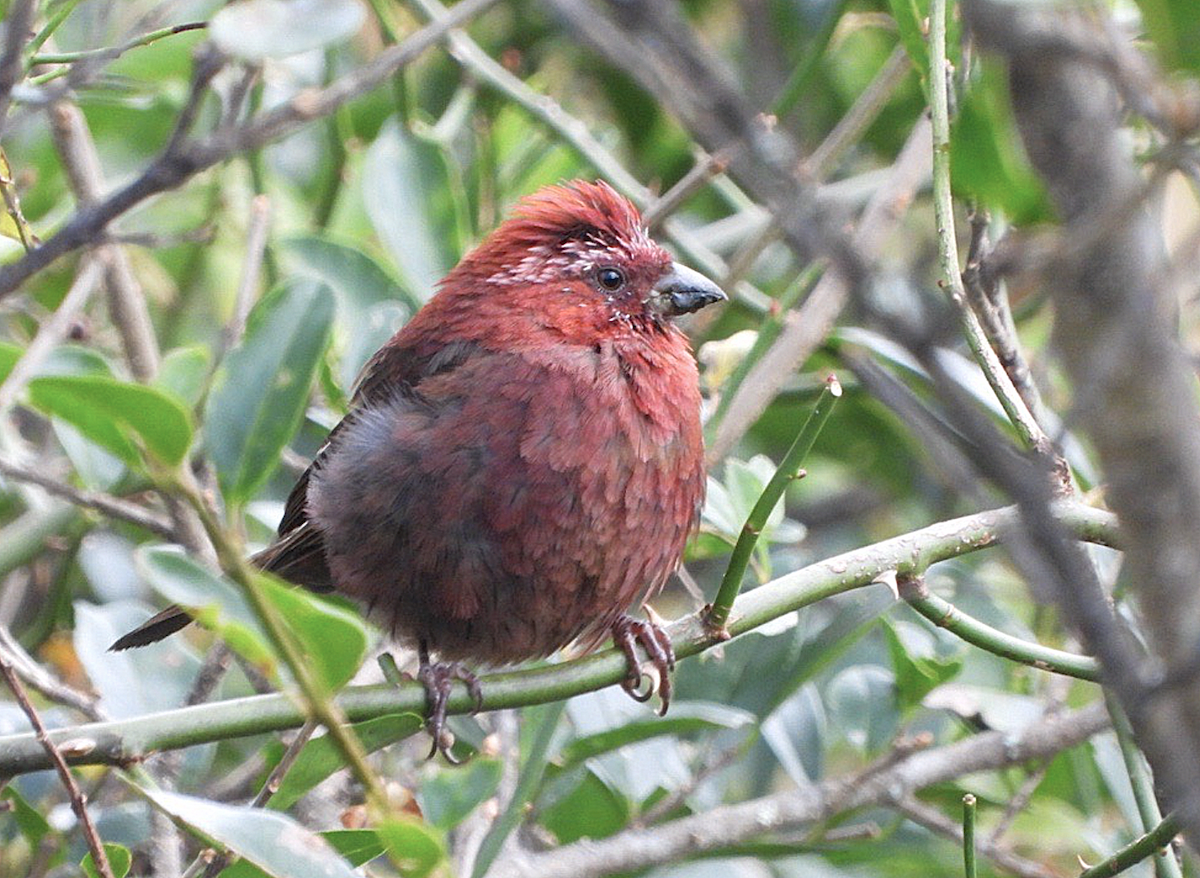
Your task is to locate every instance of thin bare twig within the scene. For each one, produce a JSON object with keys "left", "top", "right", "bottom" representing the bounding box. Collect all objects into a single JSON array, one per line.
[
  {"left": 220, "top": 194, "right": 272, "bottom": 357},
  {"left": 707, "top": 117, "right": 932, "bottom": 462},
  {"left": 0, "top": 625, "right": 105, "bottom": 721},
  {"left": 0, "top": 455, "right": 175, "bottom": 538},
  {"left": 642, "top": 150, "right": 729, "bottom": 229},
  {"left": 0, "top": 0, "right": 505, "bottom": 297},
  {"left": 0, "top": 650, "right": 116, "bottom": 878},
  {"left": 0, "top": 0, "right": 37, "bottom": 140},
  {"left": 490, "top": 703, "right": 1108, "bottom": 878},
  {"left": 803, "top": 43, "right": 912, "bottom": 181},
  {"left": 0, "top": 256, "right": 104, "bottom": 411}
]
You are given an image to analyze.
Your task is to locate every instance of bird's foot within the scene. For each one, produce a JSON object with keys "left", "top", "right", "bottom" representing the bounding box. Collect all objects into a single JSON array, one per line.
[
  {"left": 416, "top": 653, "right": 483, "bottom": 764},
  {"left": 611, "top": 612, "right": 676, "bottom": 716}
]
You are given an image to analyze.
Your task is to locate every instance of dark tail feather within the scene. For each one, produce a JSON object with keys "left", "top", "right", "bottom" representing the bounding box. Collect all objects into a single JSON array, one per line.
[
  {"left": 110, "top": 523, "right": 332, "bottom": 651},
  {"left": 109, "top": 604, "right": 193, "bottom": 650}
]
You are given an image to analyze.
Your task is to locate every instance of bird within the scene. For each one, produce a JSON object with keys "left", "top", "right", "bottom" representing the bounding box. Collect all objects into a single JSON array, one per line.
[{"left": 112, "top": 179, "right": 726, "bottom": 759}]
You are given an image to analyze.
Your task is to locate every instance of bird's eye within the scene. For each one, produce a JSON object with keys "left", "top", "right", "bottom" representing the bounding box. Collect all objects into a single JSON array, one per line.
[{"left": 597, "top": 267, "right": 626, "bottom": 291}]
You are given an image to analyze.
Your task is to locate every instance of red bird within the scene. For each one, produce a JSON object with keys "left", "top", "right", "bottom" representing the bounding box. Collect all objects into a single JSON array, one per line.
[{"left": 114, "top": 180, "right": 725, "bottom": 758}]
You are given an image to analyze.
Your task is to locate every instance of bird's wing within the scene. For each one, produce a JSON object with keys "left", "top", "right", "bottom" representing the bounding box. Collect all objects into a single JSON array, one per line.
[{"left": 274, "top": 338, "right": 485, "bottom": 539}]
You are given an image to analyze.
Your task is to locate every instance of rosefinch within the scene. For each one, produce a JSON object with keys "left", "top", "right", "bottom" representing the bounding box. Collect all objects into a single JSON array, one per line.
[{"left": 113, "top": 180, "right": 725, "bottom": 759}]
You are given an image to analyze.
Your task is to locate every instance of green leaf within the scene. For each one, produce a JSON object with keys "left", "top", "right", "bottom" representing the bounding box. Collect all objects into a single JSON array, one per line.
[
  {"left": 82, "top": 844, "right": 132, "bottom": 878},
  {"left": 256, "top": 571, "right": 369, "bottom": 691},
  {"left": 472, "top": 701, "right": 564, "bottom": 878},
  {"left": 375, "top": 817, "right": 446, "bottom": 878},
  {"left": 218, "top": 830, "right": 385, "bottom": 878},
  {"left": 137, "top": 547, "right": 368, "bottom": 690},
  {"left": 363, "top": 121, "right": 456, "bottom": 302},
  {"left": 271, "top": 714, "right": 423, "bottom": 810},
  {"left": 141, "top": 788, "right": 360, "bottom": 878},
  {"left": 826, "top": 665, "right": 898, "bottom": 753},
  {"left": 950, "top": 60, "right": 1053, "bottom": 224},
  {"left": 323, "top": 830, "right": 387, "bottom": 867},
  {"left": 418, "top": 758, "right": 502, "bottom": 830},
  {"left": 280, "top": 234, "right": 413, "bottom": 389},
  {"left": 280, "top": 234, "right": 414, "bottom": 313},
  {"left": 205, "top": 279, "right": 334, "bottom": 505},
  {"left": 559, "top": 702, "right": 755, "bottom": 767},
  {"left": 28, "top": 375, "right": 193, "bottom": 468},
  {"left": 2, "top": 783, "right": 52, "bottom": 847},
  {"left": 538, "top": 770, "right": 628, "bottom": 844},
  {"left": 210, "top": 0, "right": 365, "bottom": 60},
  {"left": 136, "top": 546, "right": 277, "bottom": 678},
  {"left": 886, "top": 0, "right": 929, "bottom": 77},
  {"left": 883, "top": 618, "right": 963, "bottom": 712},
  {"left": 157, "top": 346, "right": 211, "bottom": 408},
  {"left": 1135, "top": 0, "right": 1200, "bottom": 73}
]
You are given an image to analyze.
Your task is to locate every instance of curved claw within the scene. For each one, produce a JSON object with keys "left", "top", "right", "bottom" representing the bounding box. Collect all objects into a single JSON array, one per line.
[
  {"left": 611, "top": 614, "right": 676, "bottom": 715},
  {"left": 415, "top": 648, "right": 482, "bottom": 764}
]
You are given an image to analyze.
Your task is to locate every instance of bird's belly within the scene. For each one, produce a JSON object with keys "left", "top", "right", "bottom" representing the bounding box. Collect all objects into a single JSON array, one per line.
[{"left": 311, "top": 360, "right": 703, "bottom": 666}]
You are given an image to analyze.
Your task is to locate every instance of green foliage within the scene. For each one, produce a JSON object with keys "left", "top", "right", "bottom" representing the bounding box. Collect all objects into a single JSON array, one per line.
[
  {"left": 81, "top": 844, "right": 132, "bottom": 878},
  {"left": 205, "top": 279, "right": 334, "bottom": 505},
  {"left": 141, "top": 788, "right": 361, "bottom": 878},
  {"left": 951, "top": 60, "right": 1053, "bottom": 224},
  {"left": 270, "top": 714, "right": 424, "bottom": 810},
  {"left": 1135, "top": 0, "right": 1200, "bottom": 73},
  {"left": 0, "top": 1, "right": 1183, "bottom": 877}
]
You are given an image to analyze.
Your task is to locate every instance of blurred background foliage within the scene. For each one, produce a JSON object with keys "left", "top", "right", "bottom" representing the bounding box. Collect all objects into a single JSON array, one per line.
[{"left": 0, "top": 0, "right": 1194, "bottom": 876}]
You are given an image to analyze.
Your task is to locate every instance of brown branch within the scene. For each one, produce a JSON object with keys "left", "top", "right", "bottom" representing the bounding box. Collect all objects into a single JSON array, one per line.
[
  {"left": 0, "top": 455, "right": 175, "bottom": 538},
  {"left": 0, "top": 0, "right": 36, "bottom": 140},
  {"left": 0, "top": 0, "right": 503, "bottom": 298},
  {"left": 490, "top": 703, "right": 1109, "bottom": 878},
  {"left": 708, "top": 117, "right": 932, "bottom": 462},
  {"left": 0, "top": 648, "right": 116, "bottom": 878},
  {"left": 0, "top": 625, "right": 105, "bottom": 722},
  {"left": 964, "top": 0, "right": 1200, "bottom": 844}
]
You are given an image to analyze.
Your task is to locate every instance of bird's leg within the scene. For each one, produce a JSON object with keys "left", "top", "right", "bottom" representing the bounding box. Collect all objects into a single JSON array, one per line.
[
  {"left": 611, "top": 613, "right": 676, "bottom": 716},
  {"left": 416, "top": 640, "right": 484, "bottom": 764}
]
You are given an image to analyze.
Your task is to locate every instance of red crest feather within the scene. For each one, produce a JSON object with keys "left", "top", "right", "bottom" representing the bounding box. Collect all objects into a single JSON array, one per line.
[{"left": 446, "top": 180, "right": 661, "bottom": 286}]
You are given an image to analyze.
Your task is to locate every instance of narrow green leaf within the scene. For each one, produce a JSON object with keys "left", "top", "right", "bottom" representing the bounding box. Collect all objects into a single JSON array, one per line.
[
  {"left": 538, "top": 770, "right": 628, "bottom": 844},
  {"left": 271, "top": 714, "right": 423, "bottom": 811},
  {"left": 157, "top": 345, "right": 211, "bottom": 408},
  {"left": 217, "top": 830, "right": 385, "bottom": 877},
  {"left": 256, "top": 571, "right": 369, "bottom": 691},
  {"left": 363, "top": 121, "right": 456, "bottom": 302},
  {"left": 29, "top": 374, "right": 193, "bottom": 467},
  {"left": 886, "top": 0, "right": 930, "bottom": 77},
  {"left": 883, "top": 618, "right": 964, "bottom": 712},
  {"left": 950, "top": 60, "right": 1053, "bottom": 224},
  {"left": 205, "top": 279, "right": 334, "bottom": 504},
  {"left": 82, "top": 844, "right": 132, "bottom": 878},
  {"left": 2, "top": 784, "right": 53, "bottom": 847},
  {"left": 136, "top": 546, "right": 277, "bottom": 677},
  {"left": 375, "top": 817, "right": 446, "bottom": 878},
  {"left": 141, "top": 788, "right": 360, "bottom": 878},
  {"left": 418, "top": 758, "right": 502, "bottom": 830},
  {"left": 1135, "top": 0, "right": 1200, "bottom": 73},
  {"left": 559, "top": 702, "right": 755, "bottom": 767},
  {"left": 280, "top": 234, "right": 413, "bottom": 388},
  {"left": 472, "top": 701, "right": 564, "bottom": 878}
]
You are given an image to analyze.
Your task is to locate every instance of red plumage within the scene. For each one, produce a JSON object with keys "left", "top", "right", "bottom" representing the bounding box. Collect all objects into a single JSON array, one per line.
[{"left": 114, "top": 180, "right": 725, "bottom": 757}]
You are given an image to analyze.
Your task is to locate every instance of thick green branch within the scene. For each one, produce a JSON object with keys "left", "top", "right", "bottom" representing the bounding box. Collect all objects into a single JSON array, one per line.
[
  {"left": 0, "top": 501, "right": 1117, "bottom": 776},
  {"left": 900, "top": 574, "right": 1100, "bottom": 681},
  {"left": 706, "top": 374, "right": 842, "bottom": 632}
]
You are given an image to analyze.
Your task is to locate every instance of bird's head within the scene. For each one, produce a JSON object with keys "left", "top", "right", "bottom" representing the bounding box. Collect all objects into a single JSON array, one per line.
[{"left": 444, "top": 180, "right": 726, "bottom": 334}]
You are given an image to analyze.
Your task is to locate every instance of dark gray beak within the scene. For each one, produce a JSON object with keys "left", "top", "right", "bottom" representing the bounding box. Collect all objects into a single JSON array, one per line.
[{"left": 650, "top": 262, "right": 727, "bottom": 317}]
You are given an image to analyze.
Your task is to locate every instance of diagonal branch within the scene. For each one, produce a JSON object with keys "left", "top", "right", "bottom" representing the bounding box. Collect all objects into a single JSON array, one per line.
[
  {"left": 0, "top": 0, "right": 503, "bottom": 297},
  {"left": 0, "top": 501, "right": 1117, "bottom": 776}
]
